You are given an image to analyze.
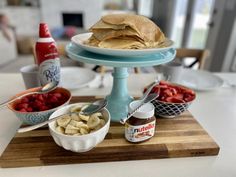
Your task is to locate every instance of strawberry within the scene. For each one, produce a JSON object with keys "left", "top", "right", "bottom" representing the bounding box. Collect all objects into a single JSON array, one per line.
[
  {"left": 149, "top": 81, "right": 195, "bottom": 103},
  {"left": 26, "top": 107, "right": 33, "bottom": 112},
  {"left": 183, "top": 88, "right": 195, "bottom": 95},
  {"left": 15, "top": 90, "right": 68, "bottom": 112},
  {"left": 53, "top": 93, "right": 62, "bottom": 98},
  {"left": 33, "top": 100, "right": 44, "bottom": 109},
  {"left": 17, "top": 103, "right": 29, "bottom": 109},
  {"left": 39, "top": 105, "right": 49, "bottom": 111},
  {"left": 169, "top": 87, "right": 177, "bottom": 95},
  {"left": 37, "top": 94, "right": 44, "bottom": 102},
  {"left": 42, "top": 93, "right": 49, "bottom": 99},
  {"left": 163, "top": 89, "right": 173, "bottom": 97},
  {"left": 19, "top": 108, "right": 27, "bottom": 112},
  {"left": 173, "top": 93, "right": 184, "bottom": 100},
  {"left": 184, "top": 93, "right": 195, "bottom": 102},
  {"left": 21, "top": 97, "right": 29, "bottom": 103},
  {"left": 159, "top": 80, "right": 169, "bottom": 85},
  {"left": 48, "top": 96, "right": 58, "bottom": 103}
]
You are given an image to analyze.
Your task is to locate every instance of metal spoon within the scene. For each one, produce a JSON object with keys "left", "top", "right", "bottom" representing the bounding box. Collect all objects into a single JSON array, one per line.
[
  {"left": 82, "top": 99, "right": 107, "bottom": 115},
  {"left": 120, "top": 93, "right": 158, "bottom": 124},
  {"left": 17, "top": 99, "right": 107, "bottom": 133},
  {"left": 0, "top": 81, "right": 59, "bottom": 108},
  {"left": 140, "top": 79, "right": 160, "bottom": 101}
]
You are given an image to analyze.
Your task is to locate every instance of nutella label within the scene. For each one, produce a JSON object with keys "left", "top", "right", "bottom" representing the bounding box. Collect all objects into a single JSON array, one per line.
[
  {"left": 125, "top": 120, "right": 156, "bottom": 142},
  {"left": 39, "top": 58, "right": 60, "bottom": 85}
]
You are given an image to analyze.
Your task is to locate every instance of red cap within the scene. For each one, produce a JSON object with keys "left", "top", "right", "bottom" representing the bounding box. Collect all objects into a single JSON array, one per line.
[{"left": 39, "top": 23, "right": 51, "bottom": 38}]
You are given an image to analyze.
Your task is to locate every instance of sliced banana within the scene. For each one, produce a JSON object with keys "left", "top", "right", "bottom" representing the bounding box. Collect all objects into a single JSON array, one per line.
[
  {"left": 66, "top": 124, "right": 80, "bottom": 130},
  {"left": 92, "top": 112, "right": 103, "bottom": 118},
  {"left": 56, "top": 126, "right": 65, "bottom": 134},
  {"left": 80, "top": 127, "right": 89, "bottom": 135},
  {"left": 73, "top": 133, "right": 82, "bottom": 136},
  {"left": 87, "top": 115, "right": 101, "bottom": 129},
  {"left": 93, "top": 124, "right": 102, "bottom": 131},
  {"left": 99, "top": 119, "right": 106, "bottom": 127},
  {"left": 65, "top": 128, "right": 79, "bottom": 135},
  {"left": 65, "top": 124, "right": 80, "bottom": 134},
  {"left": 70, "top": 105, "right": 82, "bottom": 113},
  {"left": 56, "top": 115, "right": 71, "bottom": 127},
  {"left": 55, "top": 104, "right": 106, "bottom": 136},
  {"left": 69, "top": 120, "right": 83, "bottom": 128},
  {"left": 80, "top": 123, "right": 89, "bottom": 130},
  {"left": 93, "top": 119, "right": 106, "bottom": 131},
  {"left": 79, "top": 113, "right": 89, "bottom": 121},
  {"left": 70, "top": 113, "right": 81, "bottom": 121}
]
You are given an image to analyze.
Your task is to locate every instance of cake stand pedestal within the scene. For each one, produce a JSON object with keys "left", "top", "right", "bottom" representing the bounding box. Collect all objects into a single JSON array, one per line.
[
  {"left": 66, "top": 43, "right": 176, "bottom": 122},
  {"left": 106, "top": 67, "right": 133, "bottom": 120}
]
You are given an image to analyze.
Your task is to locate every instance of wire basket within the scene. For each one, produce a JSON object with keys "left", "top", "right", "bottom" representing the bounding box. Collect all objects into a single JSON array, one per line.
[{"left": 152, "top": 99, "right": 193, "bottom": 118}]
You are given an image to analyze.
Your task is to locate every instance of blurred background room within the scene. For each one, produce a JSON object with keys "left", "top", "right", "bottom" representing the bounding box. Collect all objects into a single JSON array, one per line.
[{"left": 0, "top": 0, "right": 235, "bottom": 73}]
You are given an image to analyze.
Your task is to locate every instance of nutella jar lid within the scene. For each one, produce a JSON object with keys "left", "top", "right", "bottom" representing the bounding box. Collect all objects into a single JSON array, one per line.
[{"left": 129, "top": 100, "right": 154, "bottom": 119}]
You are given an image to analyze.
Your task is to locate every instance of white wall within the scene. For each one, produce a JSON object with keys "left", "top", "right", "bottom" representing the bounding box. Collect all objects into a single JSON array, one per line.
[
  {"left": 1, "top": 0, "right": 104, "bottom": 36},
  {"left": 40, "top": 0, "right": 104, "bottom": 30},
  {"left": 0, "top": 7, "right": 40, "bottom": 36}
]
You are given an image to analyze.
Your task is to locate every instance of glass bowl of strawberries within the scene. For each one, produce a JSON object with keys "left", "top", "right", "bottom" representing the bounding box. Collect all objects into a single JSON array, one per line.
[
  {"left": 144, "top": 81, "right": 196, "bottom": 118},
  {"left": 7, "top": 87, "right": 71, "bottom": 125}
]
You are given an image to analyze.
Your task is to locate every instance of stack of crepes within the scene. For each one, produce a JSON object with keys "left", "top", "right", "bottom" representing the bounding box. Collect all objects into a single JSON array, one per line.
[{"left": 85, "top": 14, "right": 166, "bottom": 49}]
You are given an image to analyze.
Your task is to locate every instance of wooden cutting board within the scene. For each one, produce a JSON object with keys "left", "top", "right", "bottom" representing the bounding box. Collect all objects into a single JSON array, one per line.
[{"left": 0, "top": 96, "right": 219, "bottom": 168}]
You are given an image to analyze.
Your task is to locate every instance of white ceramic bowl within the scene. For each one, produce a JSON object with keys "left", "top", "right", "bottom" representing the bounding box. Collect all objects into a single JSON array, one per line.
[{"left": 48, "top": 103, "right": 110, "bottom": 152}]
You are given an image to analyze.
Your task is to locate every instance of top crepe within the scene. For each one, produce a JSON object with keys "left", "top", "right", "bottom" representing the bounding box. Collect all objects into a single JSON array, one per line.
[{"left": 85, "top": 14, "right": 166, "bottom": 49}]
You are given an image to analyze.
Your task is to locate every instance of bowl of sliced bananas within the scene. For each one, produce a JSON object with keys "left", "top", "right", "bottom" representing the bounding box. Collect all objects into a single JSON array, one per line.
[{"left": 48, "top": 103, "right": 110, "bottom": 152}]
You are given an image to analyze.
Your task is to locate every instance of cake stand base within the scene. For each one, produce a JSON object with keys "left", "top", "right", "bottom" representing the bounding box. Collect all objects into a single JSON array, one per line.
[{"left": 106, "top": 67, "right": 133, "bottom": 122}]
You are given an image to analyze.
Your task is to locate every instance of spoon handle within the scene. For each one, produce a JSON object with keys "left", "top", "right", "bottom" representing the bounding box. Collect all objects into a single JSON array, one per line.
[
  {"left": 0, "top": 92, "right": 38, "bottom": 109},
  {"left": 120, "top": 93, "right": 158, "bottom": 124},
  {"left": 17, "top": 113, "right": 70, "bottom": 133},
  {"left": 140, "top": 79, "right": 159, "bottom": 101},
  {"left": 120, "top": 102, "right": 145, "bottom": 124}
]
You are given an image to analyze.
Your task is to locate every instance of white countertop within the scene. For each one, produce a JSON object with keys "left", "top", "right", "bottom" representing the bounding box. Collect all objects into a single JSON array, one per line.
[{"left": 0, "top": 72, "right": 236, "bottom": 177}]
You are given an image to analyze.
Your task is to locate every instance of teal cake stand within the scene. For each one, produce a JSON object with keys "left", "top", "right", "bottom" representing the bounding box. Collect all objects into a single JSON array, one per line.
[{"left": 66, "top": 43, "right": 176, "bottom": 122}]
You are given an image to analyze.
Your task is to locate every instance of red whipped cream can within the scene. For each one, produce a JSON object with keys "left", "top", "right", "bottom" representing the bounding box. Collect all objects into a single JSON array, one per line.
[{"left": 35, "top": 23, "right": 60, "bottom": 86}]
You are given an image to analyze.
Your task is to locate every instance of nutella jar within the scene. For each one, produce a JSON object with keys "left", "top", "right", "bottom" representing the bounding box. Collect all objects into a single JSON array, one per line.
[{"left": 125, "top": 101, "right": 156, "bottom": 143}]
